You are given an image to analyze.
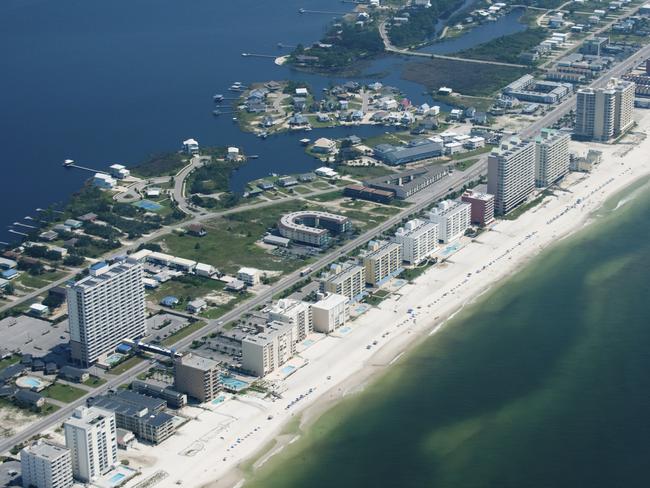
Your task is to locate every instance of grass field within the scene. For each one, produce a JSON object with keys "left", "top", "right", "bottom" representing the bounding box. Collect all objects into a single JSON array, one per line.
[
  {"left": 148, "top": 275, "right": 226, "bottom": 304},
  {"left": 108, "top": 356, "right": 144, "bottom": 375},
  {"left": 43, "top": 383, "right": 87, "bottom": 403},
  {"left": 402, "top": 59, "right": 529, "bottom": 97},
  {"left": 83, "top": 376, "right": 106, "bottom": 388},
  {"left": 456, "top": 27, "right": 548, "bottom": 65},
  {"left": 455, "top": 158, "right": 480, "bottom": 171},
  {"left": 158, "top": 200, "right": 313, "bottom": 274},
  {"left": 161, "top": 321, "right": 207, "bottom": 347},
  {"left": 307, "top": 191, "right": 343, "bottom": 202},
  {"left": 337, "top": 165, "right": 396, "bottom": 179}
]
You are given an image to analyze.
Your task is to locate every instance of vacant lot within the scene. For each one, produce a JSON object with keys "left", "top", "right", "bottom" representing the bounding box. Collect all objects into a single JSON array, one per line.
[{"left": 402, "top": 58, "right": 529, "bottom": 97}]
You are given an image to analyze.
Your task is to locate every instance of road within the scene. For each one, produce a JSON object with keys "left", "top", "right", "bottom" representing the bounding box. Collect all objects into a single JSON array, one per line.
[
  {"left": 378, "top": 19, "right": 527, "bottom": 68},
  {"left": 2, "top": 32, "right": 649, "bottom": 455},
  {"left": 172, "top": 155, "right": 209, "bottom": 215}
]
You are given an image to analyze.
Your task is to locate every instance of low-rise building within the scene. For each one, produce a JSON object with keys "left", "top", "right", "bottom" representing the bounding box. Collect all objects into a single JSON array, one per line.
[
  {"left": 364, "top": 166, "right": 450, "bottom": 199},
  {"left": 109, "top": 164, "right": 130, "bottom": 180},
  {"left": 237, "top": 267, "right": 261, "bottom": 286},
  {"left": 278, "top": 211, "right": 351, "bottom": 247},
  {"left": 174, "top": 353, "right": 222, "bottom": 403},
  {"left": 93, "top": 173, "right": 116, "bottom": 189},
  {"left": 427, "top": 200, "right": 471, "bottom": 243},
  {"left": 88, "top": 391, "right": 175, "bottom": 445},
  {"left": 311, "top": 293, "right": 348, "bottom": 333},
  {"left": 182, "top": 138, "right": 199, "bottom": 155},
  {"left": 131, "top": 380, "right": 187, "bottom": 409},
  {"left": 393, "top": 219, "right": 439, "bottom": 264},
  {"left": 312, "top": 138, "right": 337, "bottom": 154}
]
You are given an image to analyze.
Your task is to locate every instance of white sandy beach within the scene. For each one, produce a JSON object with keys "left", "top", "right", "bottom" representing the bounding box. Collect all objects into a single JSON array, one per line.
[{"left": 109, "top": 111, "right": 650, "bottom": 488}]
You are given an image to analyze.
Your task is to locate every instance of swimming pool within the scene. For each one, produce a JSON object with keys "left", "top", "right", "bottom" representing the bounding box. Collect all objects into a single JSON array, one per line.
[
  {"left": 109, "top": 473, "right": 125, "bottom": 486},
  {"left": 15, "top": 376, "right": 47, "bottom": 390},
  {"left": 221, "top": 375, "right": 248, "bottom": 392},
  {"left": 441, "top": 243, "right": 461, "bottom": 256},
  {"left": 280, "top": 365, "right": 296, "bottom": 376},
  {"left": 105, "top": 353, "right": 125, "bottom": 366},
  {"left": 133, "top": 199, "right": 162, "bottom": 211},
  {"left": 339, "top": 326, "right": 352, "bottom": 334},
  {"left": 212, "top": 395, "right": 226, "bottom": 404},
  {"left": 302, "top": 339, "right": 315, "bottom": 347}
]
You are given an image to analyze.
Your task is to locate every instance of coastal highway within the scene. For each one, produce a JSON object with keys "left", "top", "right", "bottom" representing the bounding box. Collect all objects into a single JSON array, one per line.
[
  {"left": 2, "top": 34, "right": 650, "bottom": 455},
  {"left": 0, "top": 160, "right": 486, "bottom": 455}
]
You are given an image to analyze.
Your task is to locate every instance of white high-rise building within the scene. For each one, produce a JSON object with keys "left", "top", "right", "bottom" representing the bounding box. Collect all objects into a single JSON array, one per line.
[
  {"left": 20, "top": 441, "right": 73, "bottom": 488},
  {"left": 574, "top": 78, "right": 635, "bottom": 141},
  {"left": 63, "top": 407, "right": 117, "bottom": 483},
  {"left": 66, "top": 261, "right": 146, "bottom": 366},
  {"left": 310, "top": 293, "right": 348, "bottom": 333},
  {"left": 242, "top": 321, "right": 295, "bottom": 376},
  {"left": 535, "top": 128, "right": 570, "bottom": 187},
  {"left": 487, "top": 137, "right": 536, "bottom": 215},
  {"left": 393, "top": 219, "right": 439, "bottom": 264},
  {"left": 320, "top": 262, "right": 365, "bottom": 302},
  {"left": 269, "top": 299, "right": 313, "bottom": 343},
  {"left": 427, "top": 200, "right": 471, "bottom": 243}
]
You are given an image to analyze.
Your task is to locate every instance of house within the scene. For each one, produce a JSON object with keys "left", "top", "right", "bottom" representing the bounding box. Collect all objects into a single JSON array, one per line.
[
  {"left": 187, "top": 299, "right": 207, "bottom": 314},
  {"left": 237, "top": 267, "right": 261, "bottom": 286},
  {"left": 195, "top": 263, "right": 217, "bottom": 278},
  {"left": 225, "top": 279, "right": 246, "bottom": 292},
  {"left": 298, "top": 173, "right": 316, "bottom": 182},
  {"left": 78, "top": 212, "right": 98, "bottom": 222},
  {"left": 183, "top": 138, "right": 200, "bottom": 155},
  {"left": 288, "top": 114, "right": 309, "bottom": 127},
  {"left": 160, "top": 296, "right": 180, "bottom": 308},
  {"left": 109, "top": 164, "right": 130, "bottom": 179},
  {"left": 1, "top": 269, "right": 18, "bottom": 280},
  {"left": 48, "top": 246, "right": 68, "bottom": 259},
  {"left": 45, "top": 362, "right": 58, "bottom": 375},
  {"left": 39, "top": 230, "right": 58, "bottom": 242},
  {"left": 312, "top": 138, "right": 337, "bottom": 154},
  {"left": 315, "top": 166, "right": 339, "bottom": 178},
  {"left": 277, "top": 176, "right": 298, "bottom": 187},
  {"left": 186, "top": 224, "right": 207, "bottom": 237},
  {"left": 93, "top": 173, "right": 116, "bottom": 189},
  {"left": 15, "top": 389, "right": 45, "bottom": 409},
  {"left": 29, "top": 303, "right": 49, "bottom": 317},
  {"left": 0, "top": 257, "right": 17, "bottom": 270},
  {"left": 59, "top": 365, "right": 90, "bottom": 383},
  {"left": 295, "top": 87, "right": 309, "bottom": 96},
  {"left": 64, "top": 219, "right": 83, "bottom": 229},
  {"left": 293, "top": 97, "right": 307, "bottom": 111},
  {"left": 257, "top": 181, "right": 275, "bottom": 191}
]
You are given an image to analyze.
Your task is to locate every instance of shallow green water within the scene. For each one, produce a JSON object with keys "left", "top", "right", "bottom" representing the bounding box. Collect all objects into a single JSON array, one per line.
[{"left": 245, "top": 179, "right": 650, "bottom": 488}]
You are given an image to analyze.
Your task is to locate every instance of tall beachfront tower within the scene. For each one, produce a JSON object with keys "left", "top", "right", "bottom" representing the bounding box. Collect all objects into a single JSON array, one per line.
[
  {"left": 535, "top": 128, "right": 570, "bottom": 188},
  {"left": 63, "top": 407, "right": 117, "bottom": 483},
  {"left": 66, "top": 261, "right": 146, "bottom": 366},
  {"left": 487, "top": 137, "right": 536, "bottom": 215},
  {"left": 575, "top": 78, "right": 635, "bottom": 141}
]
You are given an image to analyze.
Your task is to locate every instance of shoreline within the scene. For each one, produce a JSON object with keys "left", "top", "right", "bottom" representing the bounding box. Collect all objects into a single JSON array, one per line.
[{"left": 134, "top": 111, "right": 650, "bottom": 488}]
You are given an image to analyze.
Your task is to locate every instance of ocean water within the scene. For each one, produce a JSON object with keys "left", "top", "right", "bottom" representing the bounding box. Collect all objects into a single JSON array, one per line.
[{"left": 245, "top": 178, "right": 650, "bottom": 488}]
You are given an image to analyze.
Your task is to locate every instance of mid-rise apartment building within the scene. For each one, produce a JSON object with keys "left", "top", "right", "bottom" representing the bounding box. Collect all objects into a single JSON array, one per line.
[
  {"left": 20, "top": 442, "right": 73, "bottom": 488},
  {"left": 427, "top": 200, "right": 471, "bottom": 243},
  {"left": 320, "top": 262, "right": 365, "bottom": 302},
  {"left": 269, "top": 299, "right": 313, "bottom": 342},
  {"left": 66, "top": 262, "right": 146, "bottom": 366},
  {"left": 362, "top": 241, "right": 402, "bottom": 286},
  {"left": 310, "top": 293, "right": 348, "bottom": 333},
  {"left": 574, "top": 78, "right": 635, "bottom": 141},
  {"left": 174, "top": 353, "right": 222, "bottom": 403},
  {"left": 393, "top": 219, "right": 439, "bottom": 264},
  {"left": 461, "top": 190, "right": 495, "bottom": 227},
  {"left": 242, "top": 321, "right": 295, "bottom": 376},
  {"left": 535, "top": 128, "right": 570, "bottom": 187},
  {"left": 487, "top": 137, "right": 536, "bottom": 215},
  {"left": 63, "top": 407, "right": 117, "bottom": 483}
]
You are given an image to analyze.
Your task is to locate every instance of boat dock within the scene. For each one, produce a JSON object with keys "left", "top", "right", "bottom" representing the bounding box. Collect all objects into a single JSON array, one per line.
[
  {"left": 299, "top": 8, "right": 346, "bottom": 14},
  {"left": 63, "top": 159, "right": 108, "bottom": 175},
  {"left": 241, "top": 53, "right": 277, "bottom": 59}
]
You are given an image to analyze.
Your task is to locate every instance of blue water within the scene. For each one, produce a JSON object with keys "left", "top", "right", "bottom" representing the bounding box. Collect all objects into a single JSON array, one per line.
[
  {"left": 22, "top": 377, "right": 43, "bottom": 388},
  {"left": 419, "top": 8, "right": 527, "bottom": 55},
  {"left": 0, "top": 0, "right": 525, "bottom": 243},
  {"left": 109, "top": 473, "right": 126, "bottom": 486},
  {"left": 280, "top": 365, "right": 297, "bottom": 375},
  {"left": 221, "top": 375, "right": 248, "bottom": 391}
]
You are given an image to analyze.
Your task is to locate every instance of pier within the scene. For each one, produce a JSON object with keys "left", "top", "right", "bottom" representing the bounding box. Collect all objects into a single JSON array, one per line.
[
  {"left": 241, "top": 53, "right": 277, "bottom": 59},
  {"left": 299, "top": 8, "right": 346, "bottom": 15},
  {"left": 63, "top": 159, "right": 108, "bottom": 175},
  {"left": 13, "top": 222, "right": 37, "bottom": 230}
]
